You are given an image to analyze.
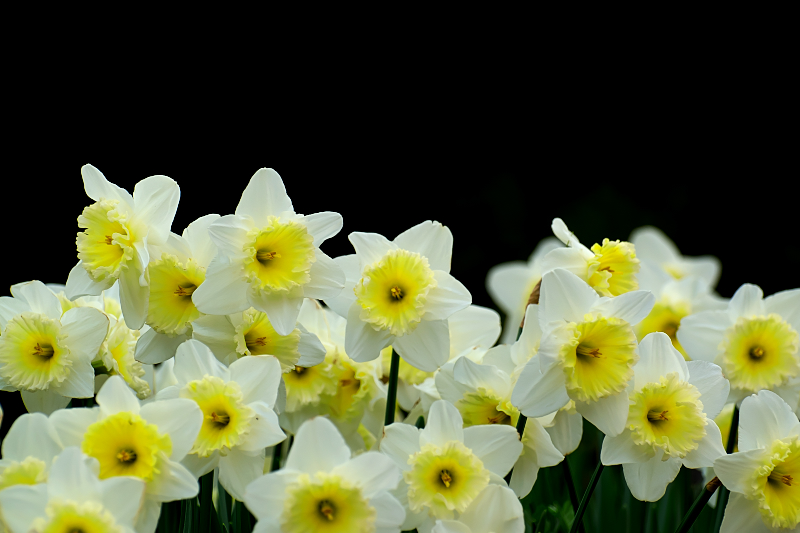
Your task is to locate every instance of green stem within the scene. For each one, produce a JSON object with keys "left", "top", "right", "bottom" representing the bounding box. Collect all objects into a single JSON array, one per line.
[
  {"left": 384, "top": 348, "right": 400, "bottom": 427},
  {"left": 714, "top": 405, "right": 739, "bottom": 532},
  {"left": 569, "top": 462, "right": 605, "bottom": 533},
  {"left": 675, "top": 477, "right": 721, "bottom": 533},
  {"left": 562, "top": 458, "right": 585, "bottom": 533}
]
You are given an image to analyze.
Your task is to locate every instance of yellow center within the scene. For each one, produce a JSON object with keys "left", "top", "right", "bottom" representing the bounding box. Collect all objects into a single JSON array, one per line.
[
  {"left": 752, "top": 438, "right": 800, "bottom": 529},
  {"left": 39, "top": 500, "right": 123, "bottom": 533},
  {"left": 82, "top": 412, "right": 172, "bottom": 481},
  {"left": 103, "top": 319, "right": 150, "bottom": 400},
  {"left": 586, "top": 239, "right": 639, "bottom": 297},
  {"left": 77, "top": 199, "right": 137, "bottom": 283},
  {"left": 281, "top": 472, "right": 376, "bottom": 533},
  {"left": 234, "top": 309, "right": 302, "bottom": 372},
  {"left": 282, "top": 354, "right": 338, "bottom": 412},
  {"left": 0, "top": 457, "right": 48, "bottom": 490},
  {"left": 147, "top": 254, "right": 206, "bottom": 335},
  {"left": 354, "top": 249, "right": 437, "bottom": 337},
  {"left": 627, "top": 373, "right": 707, "bottom": 458},
  {"left": 560, "top": 314, "right": 638, "bottom": 403},
  {"left": 637, "top": 302, "right": 691, "bottom": 359},
  {"left": 720, "top": 314, "right": 800, "bottom": 392},
  {"left": 0, "top": 313, "right": 71, "bottom": 391},
  {"left": 405, "top": 441, "right": 490, "bottom": 519},
  {"left": 180, "top": 376, "right": 254, "bottom": 456},
  {"left": 242, "top": 216, "right": 316, "bottom": 293},
  {"left": 455, "top": 388, "right": 519, "bottom": 427}
]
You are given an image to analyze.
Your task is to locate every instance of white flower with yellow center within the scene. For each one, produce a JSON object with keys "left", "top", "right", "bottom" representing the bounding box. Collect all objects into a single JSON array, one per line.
[
  {"left": 155, "top": 339, "right": 285, "bottom": 500},
  {"left": 323, "top": 221, "right": 472, "bottom": 371},
  {"left": 678, "top": 284, "right": 800, "bottom": 405},
  {"left": 486, "top": 237, "right": 561, "bottom": 344},
  {"left": 192, "top": 168, "right": 345, "bottom": 336},
  {"left": 431, "top": 485, "right": 525, "bottom": 533},
  {"left": 541, "top": 218, "right": 640, "bottom": 298},
  {"left": 511, "top": 269, "right": 655, "bottom": 436},
  {"left": 66, "top": 164, "right": 180, "bottom": 330},
  {"left": 244, "top": 416, "right": 405, "bottom": 533},
  {"left": 380, "top": 400, "right": 522, "bottom": 532},
  {"left": 0, "top": 281, "right": 109, "bottom": 414},
  {"left": 600, "top": 332, "right": 729, "bottom": 501},
  {"left": 0, "top": 447, "right": 144, "bottom": 533},
  {"left": 630, "top": 225, "right": 721, "bottom": 287},
  {"left": 714, "top": 390, "right": 800, "bottom": 532},
  {"left": 48, "top": 375, "right": 202, "bottom": 533}
]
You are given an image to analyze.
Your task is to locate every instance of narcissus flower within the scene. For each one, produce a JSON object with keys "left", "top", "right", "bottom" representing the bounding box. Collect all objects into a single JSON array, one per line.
[
  {"left": 601, "top": 332, "right": 729, "bottom": 501},
  {"left": 66, "top": 164, "right": 180, "bottom": 329},
  {"left": 192, "top": 168, "right": 345, "bottom": 336},
  {"left": 678, "top": 284, "right": 800, "bottom": 405},
  {"left": 244, "top": 416, "right": 405, "bottom": 533},
  {"left": 324, "top": 221, "right": 472, "bottom": 372},
  {"left": 0, "top": 281, "right": 108, "bottom": 413},
  {"left": 715, "top": 390, "right": 800, "bottom": 532},
  {"left": 431, "top": 485, "right": 525, "bottom": 533},
  {"left": 630, "top": 226, "right": 721, "bottom": 287},
  {"left": 511, "top": 269, "right": 655, "bottom": 436}
]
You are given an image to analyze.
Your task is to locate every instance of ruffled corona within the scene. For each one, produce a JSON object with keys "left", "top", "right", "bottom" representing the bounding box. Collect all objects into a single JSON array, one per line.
[
  {"left": 405, "top": 441, "right": 490, "bottom": 518},
  {"left": 37, "top": 500, "right": 122, "bottom": 533},
  {"left": 234, "top": 309, "right": 302, "bottom": 371},
  {"left": 147, "top": 254, "right": 206, "bottom": 335},
  {"left": 280, "top": 472, "right": 376, "bottom": 533},
  {"left": 326, "top": 350, "right": 379, "bottom": 421},
  {"left": 283, "top": 360, "right": 337, "bottom": 412},
  {"left": 242, "top": 216, "right": 316, "bottom": 292},
  {"left": 0, "top": 456, "right": 47, "bottom": 490},
  {"left": 102, "top": 319, "right": 150, "bottom": 399},
  {"left": 83, "top": 412, "right": 172, "bottom": 481},
  {"left": 561, "top": 314, "right": 638, "bottom": 403},
  {"left": 750, "top": 438, "right": 800, "bottom": 529},
  {"left": 456, "top": 388, "right": 519, "bottom": 427},
  {"left": 0, "top": 313, "right": 71, "bottom": 390},
  {"left": 355, "top": 249, "right": 437, "bottom": 336},
  {"left": 77, "top": 199, "right": 136, "bottom": 283},
  {"left": 180, "top": 376, "right": 254, "bottom": 456},
  {"left": 637, "top": 303, "right": 690, "bottom": 359},
  {"left": 587, "top": 239, "right": 639, "bottom": 297},
  {"left": 720, "top": 314, "right": 800, "bottom": 393},
  {"left": 627, "top": 373, "right": 707, "bottom": 458}
]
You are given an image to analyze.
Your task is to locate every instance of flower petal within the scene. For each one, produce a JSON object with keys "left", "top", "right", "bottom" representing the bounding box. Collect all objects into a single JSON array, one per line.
[
  {"left": 421, "top": 400, "right": 464, "bottom": 447},
  {"left": 135, "top": 329, "right": 188, "bottom": 365},
  {"left": 719, "top": 493, "right": 772, "bottom": 533},
  {"left": 393, "top": 319, "right": 450, "bottom": 372},
  {"left": 380, "top": 424, "right": 421, "bottom": 471},
  {"left": 182, "top": 214, "right": 221, "bottom": 268},
  {"left": 284, "top": 417, "right": 351, "bottom": 474},
  {"left": 20, "top": 390, "right": 71, "bottom": 415},
  {"left": 61, "top": 306, "right": 109, "bottom": 360},
  {"left": 463, "top": 425, "right": 523, "bottom": 477},
  {"left": 146, "top": 456, "right": 198, "bottom": 501},
  {"left": 52, "top": 358, "right": 95, "bottom": 398},
  {"left": 296, "top": 325, "right": 327, "bottom": 367},
  {"left": 229, "top": 355, "right": 282, "bottom": 407},
  {"left": 592, "top": 290, "right": 655, "bottom": 327},
  {"left": 539, "top": 269, "right": 597, "bottom": 328},
  {"left": 635, "top": 332, "right": 689, "bottom": 390},
  {"left": 82, "top": 164, "right": 134, "bottom": 205},
  {"left": 453, "top": 357, "right": 510, "bottom": 398},
  {"left": 0, "top": 483, "right": 48, "bottom": 533},
  {"left": 303, "top": 249, "right": 345, "bottom": 300},
  {"left": 96, "top": 375, "right": 140, "bottom": 416},
  {"left": 48, "top": 446, "right": 102, "bottom": 501},
  {"left": 219, "top": 447, "right": 265, "bottom": 501},
  {"left": 235, "top": 168, "right": 294, "bottom": 226},
  {"left": 682, "top": 421, "right": 725, "bottom": 469},
  {"left": 132, "top": 175, "right": 180, "bottom": 246},
  {"left": 575, "top": 390, "right": 630, "bottom": 437},
  {"left": 1, "top": 413, "right": 63, "bottom": 462},
  {"left": 190, "top": 314, "right": 238, "bottom": 363},
  {"left": 192, "top": 256, "right": 251, "bottom": 315},
  {"left": 332, "top": 452, "right": 401, "bottom": 497},
  {"left": 238, "top": 402, "right": 285, "bottom": 451},
  {"left": 765, "top": 288, "right": 800, "bottom": 330},
  {"left": 244, "top": 470, "right": 300, "bottom": 521},
  {"left": 172, "top": 339, "right": 229, "bottom": 384},
  {"left": 370, "top": 491, "right": 407, "bottom": 532},
  {"left": 393, "top": 221, "right": 453, "bottom": 273},
  {"left": 738, "top": 389, "right": 800, "bottom": 452},
  {"left": 321, "top": 254, "right": 361, "bottom": 318},
  {"left": 247, "top": 287, "right": 303, "bottom": 337},
  {"left": 601, "top": 430, "right": 654, "bottom": 465},
  {"left": 686, "top": 361, "right": 730, "bottom": 420},
  {"left": 676, "top": 310, "right": 730, "bottom": 363},
  {"left": 119, "top": 260, "right": 149, "bottom": 330},
  {"left": 300, "top": 211, "right": 343, "bottom": 247},
  {"left": 100, "top": 476, "right": 146, "bottom": 526},
  {"left": 545, "top": 409, "right": 583, "bottom": 456},
  {"left": 349, "top": 232, "right": 396, "bottom": 266},
  {"left": 345, "top": 302, "right": 394, "bottom": 363},
  {"left": 714, "top": 448, "right": 770, "bottom": 493},
  {"left": 49, "top": 406, "right": 98, "bottom": 448},
  {"left": 10, "top": 281, "right": 62, "bottom": 320},
  {"left": 728, "top": 284, "right": 765, "bottom": 320},
  {"left": 622, "top": 453, "right": 682, "bottom": 501},
  {"left": 459, "top": 485, "right": 525, "bottom": 533},
  {"left": 207, "top": 215, "right": 253, "bottom": 257},
  {"left": 448, "top": 305, "right": 501, "bottom": 360},
  {"left": 423, "top": 272, "right": 471, "bottom": 322},
  {"left": 510, "top": 357, "right": 570, "bottom": 418},
  {"left": 140, "top": 398, "right": 202, "bottom": 460},
  {"left": 65, "top": 260, "right": 114, "bottom": 299}
]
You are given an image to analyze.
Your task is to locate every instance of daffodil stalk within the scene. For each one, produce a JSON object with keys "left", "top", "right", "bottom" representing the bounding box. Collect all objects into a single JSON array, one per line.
[
  {"left": 570, "top": 462, "right": 605, "bottom": 533},
  {"left": 384, "top": 347, "right": 401, "bottom": 426},
  {"left": 675, "top": 476, "right": 721, "bottom": 533},
  {"left": 713, "top": 404, "right": 740, "bottom": 532}
]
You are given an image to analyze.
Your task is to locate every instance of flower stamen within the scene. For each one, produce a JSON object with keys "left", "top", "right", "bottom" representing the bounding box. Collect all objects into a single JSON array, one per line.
[
  {"left": 173, "top": 284, "right": 197, "bottom": 296},
  {"left": 116, "top": 449, "right": 137, "bottom": 464},
  {"left": 390, "top": 286, "right": 403, "bottom": 300},
  {"left": 576, "top": 345, "right": 602, "bottom": 358},
  {"left": 32, "top": 343, "right": 54, "bottom": 359},
  {"left": 770, "top": 471, "right": 794, "bottom": 486},
  {"left": 750, "top": 346, "right": 765, "bottom": 359},
  {"left": 318, "top": 500, "right": 335, "bottom": 521},
  {"left": 440, "top": 470, "right": 452, "bottom": 488},
  {"left": 647, "top": 409, "right": 669, "bottom": 422},
  {"left": 257, "top": 250, "right": 281, "bottom": 262}
]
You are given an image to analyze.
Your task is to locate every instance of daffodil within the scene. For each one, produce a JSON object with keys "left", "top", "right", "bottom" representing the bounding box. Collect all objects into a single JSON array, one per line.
[
  {"left": 541, "top": 218, "right": 640, "bottom": 297},
  {"left": 192, "top": 168, "right": 345, "bottom": 336},
  {"left": 511, "top": 269, "right": 655, "bottom": 436},
  {"left": 0, "top": 281, "right": 109, "bottom": 414},
  {"left": 48, "top": 375, "right": 202, "bottom": 533},
  {"left": 715, "top": 390, "right": 800, "bottom": 532},
  {"left": 244, "top": 416, "right": 405, "bottom": 533},
  {"left": 431, "top": 485, "right": 525, "bottom": 533},
  {"left": 0, "top": 447, "right": 144, "bottom": 533},
  {"left": 600, "top": 332, "right": 729, "bottom": 501},
  {"left": 323, "top": 221, "right": 472, "bottom": 372},
  {"left": 66, "top": 164, "right": 180, "bottom": 329},
  {"left": 630, "top": 225, "right": 721, "bottom": 287},
  {"left": 486, "top": 237, "right": 561, "bottom": 344},
  {"left": 155, "top": 339, "right": 286, "bottom": 500},
  {"left": 678, "top": 284, "right": 800, "bottom": 405},
  {"left": 380, "top": 400, "right": 522, "bottom": 532}
]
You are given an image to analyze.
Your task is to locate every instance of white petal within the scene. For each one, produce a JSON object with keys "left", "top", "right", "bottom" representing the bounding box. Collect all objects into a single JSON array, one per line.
[
  {"left": 370, "top": 491, "right": 407, "bottom": 532},
  {"left": 132, "top": 175, "right": 180, "bottom": 245},
  {"left": 301, "top": 211, "right": 343, "bottom": 246},
  {"left": 629, "top": 226, "right": 681, "bottom": 264},
  {"left": 238, "top": 402, "right": 285, "bottom": 451},
  {"left": 728, "top": 284, "right": 765, "bottom": 320},
  {"left": 321, "top": 254, "right": 360, "bottom": 318},
  {"left": 219, "top": 448, "right": 265, "bottom": 500},
  {"left": 486, "top": 262, "right": 532, "bottom": 314},
  {"left": 453, "top": 357, "right": 510, "bottom": 398},
  {"left": 622, "top": 454, "right": 682, "bottom": 501},
  {"left": 719, "top": 493, "right": 772, "bottom": 533},
  {"left": 0, "top": 483, "right": 48, "bottom": 533},
  {"left": 1, "top": 413, "right": 63, "bottom": 462},
  {"left": 349, "top": 232, "right": 395, "bottom": 265},
  {"left": 575, "top": 390, "right": 630, "bottom": 437},
  {"left": 61, "top": 306, "right": 109, "bottom": 359},
  {"left": 510, "top": 358, "right": 570, "bottom": 418},
  {"left": 765, "top": 288, "right": 800, "bottom": 330},
  {"left": 739, "top": 390, "right": 800, "bottom": 452},
  {"left": 134, "top": 499, "right": 161, "bottom": 533},
  {"left": 521, "top": 418, "right": 564, "bottom": 468},
  {"left": 539, "top": 248, "right": 590, "bottom": 281},
  {"left": 229, "top": 355, "right": 282, "bottom": 407},
  {"left": 509, "top": 452, "right": 539, "bottom": 499},
  {"left": 682, "top": 422, "right": 726, "bottom": 469},
  {"left": 244, "top": 470, "right": 300, "bottom": 521},
  {"left": 459, "top": 485, "right": 525, "bottom": 533},
  {"left": 551, "top": 218, "right": 580, "bottom": 246},
  {"left": 51, "top": 358, "right": 95, "bottom": 398},
  {"left": 81, "top": 164, "right": 134, "bottom": 205},
  {"left": 635, "top": 332, "right": 688, "bottom": 390},
  {"left": 393, "top": 221, "right": 453, "bottom": 273},
  {"left": 432, "top": 520, "right": 472, "bottom": 533},
  {"left": 49, "top": 407, "right": 98, "bottom": 447},
  {"left": 296, "top": 325, "right": 327, "bottom": 367},
  {"left": 448, "top": 305, "right": 501, "bottom": 360},
  {"left": 190, "top": 314, "right": 238, "bottom": 362},
  {"left": 146, "top": 456, "right": 198, "bottom": 501},
  {"left": 247, "top": 287, "right": 303, "bottom": 336},
  {"left": 66, "top": 260, "right": 113, "bottom": 299},
  {"left": 235, "top": 168, "right": 294, "bottom": 225},
  {"left": 303, "top": 249, "right": 345, "bottom": 300},
  {"left": 380, "top": 424, "right": 421, "bottom": 471},
  {"left": 421, "top": 401, "right": 463, "bottom": 447},
  {"left": 482, "top": 345, "right": 517, "bottom": 378},
  {"left": 134, "top": 329, "right": 188, "bottom": 365},
  {"left": 686, "top": 361, "right": 730, "bottom": 420},
  {"left": 714, "top": 448, "right": 770, "bottom": 493},
  {"left": 191, "top": 256, "right": 251, "bottom": 315},
  {"left": 512, "top": 304, "right": 543, "bottom": 367},
  {"left": 140, "top": 399, "right": 202, "bottom": 460},
  {"left": 676, "top": 311, "right": 730, "bottom": 363},
  {"left": 545, "top": 409, "right": 583, "bottom": 456},
  {"left": 592, "top": 290, "right": 655, "bottom": 327},
  {"left": 20, "top": 390, "right": 71, "bottom": 415},
  {"left": 100, "top": 476, "right": 146, "bottom": 526},
  {"left": 48, "top": 447, "right": 101, "bottom": 501},
  {"left": 0, "top": 296, "right": 30, "bottom": 329},
  {"left": 207, "top": 215, "right": 253, "bottom": 257},
  {"left": 172, "top": 339, "right": 229, "bottom": 384},
  {"left": 423, "top": 272, "right": 471, "bottom": 322},
  {"left": 182, "top": 214, "right": 220, "bottom": 268},
  {"left": 332, "top": 452, "right": 401, "bottom": 497},
  {"left": 181, "top": 451, "right": 219, "bottom": 478},
  {"left": 539, "top": 269, "right": 597, "bottom": 326},
  {"left": 683, "top": 256, "right": 722, "bottom": 289},
  {"left": 10, "top": 281, "right": 62, "bottom": 320},
  {"left": 284, "top": 417, "right": 351, "bottom": 474},
  {"left": 345, "top": 302, "right": 394, "bottom": 363},
  {"left": 462, "top": 425, "right": 522, "bottom": 477},
  {"left": 119, "top": 262, "right": 148, "bottom": 330},
  {"left": 96, "top": 375, "right": 140, "bottom": 416},
  {"left": 600, "top": 431, "right": 654, "bottom": 465},
  {"left": 392, "top": 320, "right": 450, "bottom": 372}
]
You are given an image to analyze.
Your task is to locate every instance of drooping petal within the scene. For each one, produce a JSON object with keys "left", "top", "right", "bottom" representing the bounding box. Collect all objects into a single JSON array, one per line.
[
  {"left": 728, "top": 284, "right": 765, "bottom": 320},
  {"left": 682, "top": 422, "right": 726, "bottom": 469},
  {"left": 247, "top": 287, "right": 303, "bottom": 337},
  {"left": 423, "top": 272, "right": 471, "bottom": 322},
  {"left": 52, "top": 358, "right": 95, "bottom": 398},
  {"left": 332, "top": 452, "right": 401, "bottom": 497},
  {"left": 676, "top": 311, "right": 730, "bottom": 363},
  {"left": 601, "top": 431, "right": 655, "bottom": 465},
  {"left": 545, "top": 409, "right": 583, "bottom": 456},
  {"left": 539, "top": 269, "right": 598, "bottom": 328},
  {"left": 135, "top": 329, "right": 188, "bottom": 365},
  {"left": 321, "top": 254, "right": 361, "bottom": 318},
  {"left": 686, "top": 361, "right": 730, "bottom": 420},
  {"left": 345, "top": 302, "right": 394, "bottom": 363},
  {"left": 300, "top": 211, "right": 343, "bottom": 247},
  {"left": 738, "top": 390, "right": 800, "bottom": 452},
  {"left": 61, "top": 306, "right": 109, "bottom": 359},
  {"left": 284, "top": 417, "right": 352, "bottom": 474},
  {"left": 229, "top": 355, "right": 282, "bottom": 407},
  {"left": 719, "top": 493, "right": 772, "bottom": 533},
  {"left": 380, "top": 423, "right": 421, "bottom": 471},
  {"left": 181, "top": 451, "right": 219, "bottom": 479},
  {"left": 393, "top": 221, "right": 453, "bottom": 273},
  {"left": 370, "top": 491, "right": 407, "bottom": 533},
  {"left": 392, "top": 319, "right": 450, "bottom": 372},
  {"left": 575, "top": 390, "right": 630, "bottom": 437},
  {"left": 622, "top": 454, "right": 682, "bottom": 501},
  {"left": 463, "top": 425, "right": 523, "bottom": 477},
  {"left": 192, "top": 256, "right": 251, "bottom": 315},
  {"left": 458, "top": 485, "right": 525, "bottom": 533},
  {"left": 10, "top": 281, "right": 62, "bottom": 320},
  {"left": 219, "top": 447, "right": 265, "bottom": 501},
  {"left": 132, "top": 175, "right": 180, "bottom": 246},
  {"left": 140, "top": 399, "right": 202, "bottom": 460},
  {"left": 420, "top": 400, "right": 464, "bottom": 447},
  {"left": 237, "top": 402, "right": 285, "bottom": 452},
  {"left": 146, "top": 456, "right": 199, "bottom": 501},
  {"left": 20, "top": 390, "right": 71, "bottom": 415},
  {"left": 295, "top": 324, "right": 327, "bottom": 367},
  {"left": 235, "top": 168, "right": 295, "bottom": 225},
  {"left": 510, "top": 358, "right": 570, "bottom": 418},
  {"left": 65, "top": 260, "right": 113, "bottom": 299},
  {"left": 303, "top": 249, "right": 345, "bottom": 300},
  {"left": 119, "top": 261, "right": 149, "bottom": 330}
]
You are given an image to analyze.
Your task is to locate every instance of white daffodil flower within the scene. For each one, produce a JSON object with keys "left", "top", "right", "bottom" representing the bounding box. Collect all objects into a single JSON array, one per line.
[
  {"left": 324, "top": 221, "right": 472, "bottom": 372},
  {"left": 431, "top": 485, "right": 525, "bottom": 533},
  {"left": 192, "top": 168, "right": 345, "bottom": 336},
  {"left": 155, "top": 339, "right": 285, "bottom": 500},
  {"left": 486, "top": 237, "right": 561, "bottom": 344},
  {"left": 600, "top": 332, "right": 729, "bottom": 501},
  {"left": 678, "top": 284, "right": 800, "bottom": 406},
  {"left": 380, "top": 400, "right": 522, "bottom": 532},
  {"left": 630, "top": 226, "right": 721, "bottom": 288},
  {"left": 511, "top": 269, "right": 655, "bottom": 437},
  {"left": 0, "top": 447, "right": 144, "bottom": 533},
  {"left": 66, "top": 164, "right": 180, "bottom": 330},
  {"left": 714, "top": 390, "right": 800, "bottom": 532},
  {"left": 0, "top": 280, "right": 108, "bottom": 414},
  {"left": 135, "top": 214, "right": 220, "bottom": 365},
  {"left": 48, "top": 375, "right": 202, "bottom": 533},
  {"left": 540, "top": 218, "right": 640, "bottom": 298},
  {"left": 244, "top": 416, "right": 405, "bottom": 533}
]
